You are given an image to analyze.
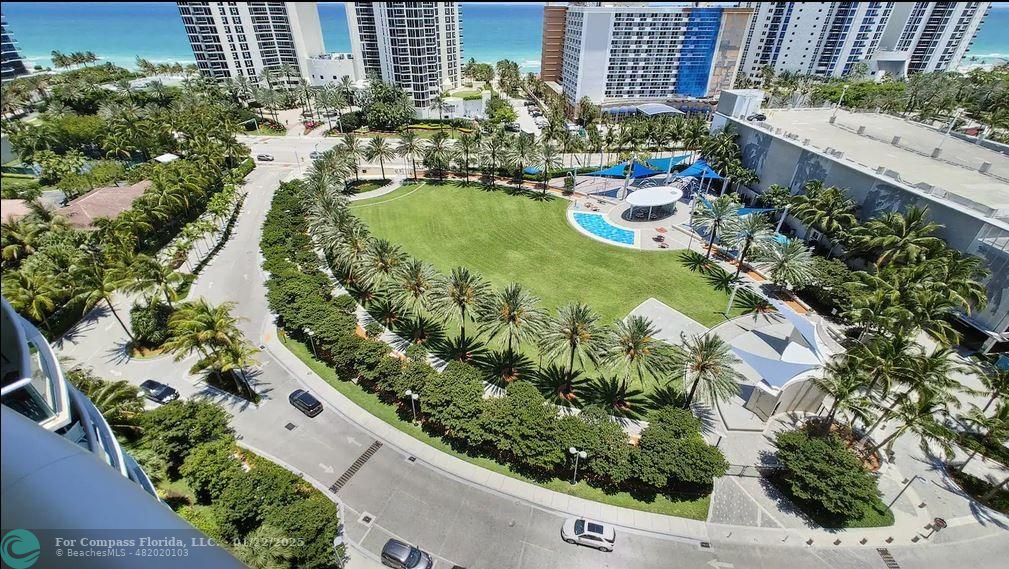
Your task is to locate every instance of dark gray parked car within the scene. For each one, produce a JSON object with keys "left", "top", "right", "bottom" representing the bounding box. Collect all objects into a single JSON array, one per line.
[
  {"left": 288, "top": 389, "right": 323, "bottom": 417},
  {"left": 381, "top": 539, "right": 433, "bottom": 569},
  {"left": 139, "top": 380, "right": 179, "bottom": 404}
]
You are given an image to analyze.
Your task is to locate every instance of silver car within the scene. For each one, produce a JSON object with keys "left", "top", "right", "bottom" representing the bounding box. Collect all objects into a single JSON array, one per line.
[
  {"left": 381, "top": 539, "right": 433, "bottom": 569},
  {"left": 560, "top": 518, "right": 616, "bottom": 552}
]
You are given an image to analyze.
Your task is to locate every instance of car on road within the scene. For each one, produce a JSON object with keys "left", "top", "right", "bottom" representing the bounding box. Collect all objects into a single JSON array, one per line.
[
  {"left": 256, "top": 153, "right": 275, "bottom": 161},
  {"left": 505, "top": 122, "right": 520, "bottom": 132},
  {"left": 310, "top": 151, "right": 323, "bottom": 160},
  {"left": 561, "top": 518, "right": 616, "bottom": 552},
  {"left": 288, "top": 389, "right": 323, "bottom": 417},
  {"left": 746, "top": 113, "right": 767, "bottom": 121},
  {"left": 380, "top": 539, "right": 433, "bottom": 569},
  {"left": 139, "top": 380, "right": 179, "bottom": 404}
]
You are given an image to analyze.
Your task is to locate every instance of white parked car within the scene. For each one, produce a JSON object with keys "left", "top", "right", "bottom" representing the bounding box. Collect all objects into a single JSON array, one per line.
[{"left": 560, "top": 518, "right": 616, "bottom": 552}]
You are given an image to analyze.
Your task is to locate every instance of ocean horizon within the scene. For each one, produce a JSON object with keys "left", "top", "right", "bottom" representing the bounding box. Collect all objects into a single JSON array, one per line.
[{"left": 2, "top": 2, "right": 1006, "bottom": 73}]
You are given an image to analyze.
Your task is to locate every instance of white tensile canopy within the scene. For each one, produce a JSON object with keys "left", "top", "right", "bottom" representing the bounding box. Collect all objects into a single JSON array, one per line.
[{"left": 731, "top": 298, "right": 834, "bottom": 390}]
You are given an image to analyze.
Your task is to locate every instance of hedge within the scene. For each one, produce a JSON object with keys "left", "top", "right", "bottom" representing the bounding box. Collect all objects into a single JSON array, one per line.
[
  {"left": 233, "top": 157, "right": 256, "bottom": 180},
  {"left": 260, "top": 179, "right": 727, "bottom": 499}
]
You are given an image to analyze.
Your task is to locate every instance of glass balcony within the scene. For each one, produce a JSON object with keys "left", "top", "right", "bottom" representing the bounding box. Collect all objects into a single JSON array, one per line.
[{"left": 1, "top": 298, "right": 71, "bottom": 432}]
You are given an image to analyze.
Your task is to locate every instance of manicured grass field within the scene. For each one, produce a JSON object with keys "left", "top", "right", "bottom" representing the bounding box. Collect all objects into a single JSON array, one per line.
[{"left": 352, "top": 182, "right": 738, "bottom": 326}]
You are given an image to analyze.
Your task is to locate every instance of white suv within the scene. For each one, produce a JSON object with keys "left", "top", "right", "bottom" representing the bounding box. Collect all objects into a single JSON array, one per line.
[{"left": 560, "top": 518, "right": 616, "bottom": 552}]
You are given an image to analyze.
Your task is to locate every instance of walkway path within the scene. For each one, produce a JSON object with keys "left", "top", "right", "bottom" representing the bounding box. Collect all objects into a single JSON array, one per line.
[{"left": 348, "top": 176, "right": 408, "bottom": 201}]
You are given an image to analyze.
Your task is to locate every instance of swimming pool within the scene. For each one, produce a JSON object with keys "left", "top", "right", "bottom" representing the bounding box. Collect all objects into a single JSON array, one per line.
[{"left": 572, "top": 212, "right": 636, "bottom": 246}]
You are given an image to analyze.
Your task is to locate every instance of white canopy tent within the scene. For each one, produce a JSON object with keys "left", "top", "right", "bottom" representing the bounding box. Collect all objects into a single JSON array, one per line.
[{"left": 625, "top": 186, "right": 683, "bottom": 220}]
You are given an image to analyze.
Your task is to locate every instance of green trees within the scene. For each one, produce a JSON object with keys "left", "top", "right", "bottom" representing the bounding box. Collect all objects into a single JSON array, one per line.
[
  {"left": 66, "top": 369, "right": 145, "bottom": 439},
  {"left": 851, "top": 205, "right": 943, "bottom": 268},
  {"left": 481, "top": 381, "right": 566, "bottom": 471},
  {"left": 140, "top": 399, "right": 232, "bottom": 473},
  {"left": 72, "top": 260, "right": 136, "bottom": 341},
  {"left": 789, "top": 182, "right": 857, "bottom": 254},
  {"left": 395, "top": 129, "right": 425, "bottom": 181},
  {"left": 692, "top": 194, "right": 739, "bottom": 259},
  {"left": 365, "top": 136, "right": 396, "bottom": 180},
  {"left": 634, "top": 408, "right": 728, "bottom": 488},
  {"left": 725, "top": 212, "right": 772, "bottom": 278},
  {"left": 773, "top": 429, "right": 884, "bottom": 523},
  {"left": 604, "top": 315, "right": 675, "bottom": 388},
  {"left": 359, "top": 80, "right": 414, "bottom": 131},
  {"left": 679, "top": 333, "right": 741, "bottom": 409},
  {"left": 478, "top": 283, "right": 544, "bottom": 354},
  {"left": 430, "top": 266, "right": 490, "bottom": 346},
  {"left": 755, "top": 237, "right": 814, "bottom": 287}
]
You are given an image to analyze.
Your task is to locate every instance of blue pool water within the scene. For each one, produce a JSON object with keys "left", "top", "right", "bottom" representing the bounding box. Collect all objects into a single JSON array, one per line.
[{"left": 573, "top": 213, "right": 635, "bottom": 246}]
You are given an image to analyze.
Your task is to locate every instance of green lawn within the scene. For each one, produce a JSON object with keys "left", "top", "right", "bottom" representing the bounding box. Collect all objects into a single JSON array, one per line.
[
  {"left": 347, "top": 179, "right": 390, "bottom": 194},
  {"left": 281, "top": 334, "right": 710, "bottom": 519},
  {"left": 352, "top": 182, "right": 738, "bottom": 326}
]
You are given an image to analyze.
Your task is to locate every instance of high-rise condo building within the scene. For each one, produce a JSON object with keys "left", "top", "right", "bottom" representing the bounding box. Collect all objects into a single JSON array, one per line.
[
  {"left": 738, "top": 2, "right": 991, "bottom": 81},
  {"left": 540, "top": 2, "right": 570, "bottom": 84},
  {"left": 874, "top": 2, "right": 991, "bottom": 76},
  {"left": 1, "top": 15, "right": 29, "bottom": 80},
  {"left": 176, "top": 1, "right": 325, "bottom": 84},
  {"left": 556, "top": 4, "right": 753, "bottom": 108},
  {"left": 346, "top": 2, "right": 462, "bottom": 108}
]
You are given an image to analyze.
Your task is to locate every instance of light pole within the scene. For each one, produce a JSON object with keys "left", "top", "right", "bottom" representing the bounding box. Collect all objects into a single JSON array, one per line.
[
  {"left": 569, "top": 447, "right": 587, "bottom": 485},
  {"left": 776, "top": 204, "right": 790, "bottom": 234},
  {"left": 831, "top": 85, "right": 849, "bottom": 120},
  {"left": 686, "top": 195, "right": 698, "bottom": 250},
  {"left": 936, "top": 109, "right": 963, "bottom": 151},
  {"left": 405, "top": 389, "right": 420, "bottom": 424},
  {"left": 725, "top": 282, "right": 742, "bottom": 315},
  {"left": 888, "top": 475, "right": 924, "bottom": 509},
  {"left": 305, "top": 327, "right": 317, "bottom": 357}
]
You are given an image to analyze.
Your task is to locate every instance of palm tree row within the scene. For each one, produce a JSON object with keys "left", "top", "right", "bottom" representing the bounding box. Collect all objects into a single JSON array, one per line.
[{"left": 301, "top": 158, "right": 743, "bottom": 418}]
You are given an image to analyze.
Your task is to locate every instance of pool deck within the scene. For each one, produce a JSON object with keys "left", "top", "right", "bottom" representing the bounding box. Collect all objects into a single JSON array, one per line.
[{"left": 568, "top": 196, "right": 695, "bottom": 250}]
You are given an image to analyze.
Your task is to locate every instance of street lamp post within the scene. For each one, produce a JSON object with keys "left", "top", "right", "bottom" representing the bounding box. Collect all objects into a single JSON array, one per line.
[
  {"left": 831, "top": 85, "right": 849, "bottom": 120},
  {"left": 776, "top": 204, "right": 791, "bottom": 234},
  {"left": 936, "top": 109, "right": 963, "bottom": 151},
  {"left": 405, "top": 389, "right": 420, "bottom": 424},
  {"left": 569, "top": 447, "right": 587, "bottom": 485},
  {"left": 305, "top": 327, "right": 317, "bottom": 357},
  {"left": 725, "top": 282, "right": 742, "bottom": 315}
]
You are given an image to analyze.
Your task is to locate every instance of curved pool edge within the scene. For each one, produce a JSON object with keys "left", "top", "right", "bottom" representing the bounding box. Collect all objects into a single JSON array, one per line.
[{"left": 567, "top": 209, "right": 639, "bottom": 249}]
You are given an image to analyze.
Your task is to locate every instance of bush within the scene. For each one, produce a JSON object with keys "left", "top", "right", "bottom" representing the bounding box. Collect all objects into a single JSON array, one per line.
[
  {"left": 180, "top": 439, "right": 245, "bottom": 504},
  {"left": 479, "top": 381, "right": 565, "bottom": 471},
  {"left": 422, "top": 361, "right": 486, "bottom": 441},
  {"left": 140, "top": 400, "right": 233, "bottom": 474},
  {"left": 799, "top": 257, "right": 856, "bottom": 313},
  {"left": 212, "top": 456, "right": 303, "bottom": 540},
  {"left": 332, "top": 294, "right": 357, "bottom": 314},
  {"left": 232, "top": 157, "right": 255, "bottom": 180},
  {"left": 262, "top": 493, "right": 341, "bottom": 569},
  {"left": 364, "top": 321, "right": 384, "bottom": 338},
  {"left": 773, "top": 429, "right": 884, "bottom": 523},
  {"left": 130, "top": 300, "right": 173, "bottom": 348},
  {"left": 565, "top": 406, "right": 635, "bottom": 486},
  {"left": 178, "top": 506, "right": 224, "bottom": 542},
  {"left": 635, "top": 411, "right": 728, "bottom": 488}
]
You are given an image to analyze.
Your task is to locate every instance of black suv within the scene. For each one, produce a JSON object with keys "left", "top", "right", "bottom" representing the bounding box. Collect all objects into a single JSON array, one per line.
[
  {"left": 139, "top": 380, "right": 179, "bottom": 404},
  {"left": 288, "top": 389, "right": 323, "bottom": 417}
]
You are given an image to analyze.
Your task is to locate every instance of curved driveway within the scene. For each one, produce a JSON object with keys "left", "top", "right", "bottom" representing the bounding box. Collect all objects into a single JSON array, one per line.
[{"left": 56, "top": 160, "right": 1009, "bottom": 569}]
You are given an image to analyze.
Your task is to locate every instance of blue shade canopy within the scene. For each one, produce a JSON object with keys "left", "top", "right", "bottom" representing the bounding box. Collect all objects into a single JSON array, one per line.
[
  {"left": 585, "top": 161, "right": 663, "bottom": 179},
  {"left": 737, "top": 207, "right": 776, "bottom": 216},
  {"left": 675, "top": 159, "right": 722, "bottom": 180},
  {"left": 523, "top": 166, "right": 542, "bottom": 175},
  {"left": 646, "top": 155, "right": 689, "bottom": 172}
]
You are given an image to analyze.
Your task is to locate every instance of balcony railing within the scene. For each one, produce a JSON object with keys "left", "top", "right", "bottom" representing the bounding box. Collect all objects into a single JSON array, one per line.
[{"left": 1, "top": 299, "right": 71, "bottom": 433}]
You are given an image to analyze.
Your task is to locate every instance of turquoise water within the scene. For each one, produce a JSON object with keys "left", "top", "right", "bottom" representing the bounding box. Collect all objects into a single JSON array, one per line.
[
  {"left": 965, "top": 5, "right": 1009, "bottom": 64},
  {"left": 2, "top": 2, "right": 545, "bottom": 72},
  {"left": 573, "top": 213, "right": 635, "bottom": 246}
]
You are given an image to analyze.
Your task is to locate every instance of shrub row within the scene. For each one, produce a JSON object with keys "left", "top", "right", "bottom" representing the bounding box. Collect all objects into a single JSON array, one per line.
[
  {"left": 139, "top": 400, "right": 342, "bottom": 569},
  {"left": 261, "top": 180, "right": 727, "bottom": 498}
]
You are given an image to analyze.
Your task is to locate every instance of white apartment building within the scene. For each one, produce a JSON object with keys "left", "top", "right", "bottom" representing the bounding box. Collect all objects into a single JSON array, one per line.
[
  {"left": 346, "top": 2, "right": 462, "bottom": 108},
  {"left": 738, "top": 2, "right": 894, "bottom": 80},
  {"left": 874, "top": 2, "right": 991, "bottom": 76},
  {"left": 559, "top": 4, "right": 753, "bottom": 107},
  {"left": 739, "top": 2, "right": 991, "bottom": 81},
  {"left": 176, "top": 1, "right": 325, "bottom": 84}
]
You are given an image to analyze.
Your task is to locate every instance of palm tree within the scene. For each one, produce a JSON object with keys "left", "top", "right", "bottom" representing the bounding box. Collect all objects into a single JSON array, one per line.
[
  {"left": 813, "top": 356, "right": 872, "bottom": 431},
  {"left": 364, "top": 238, "right": 405, "bottom": 283},
  {"left": 538, "top": 303, "right": 607, "bottom": 375},
  {"left": 69, "top": 374, "right": 144, "bottom": 438},
  {"left": 394, "top": 258, "right": 438, "bottom": 309},
  {"left": 1, "top": 218, "right": 41, "bottom": 265},
  {"left": 72, "top": 262, "right": 135, "bottom": 342},
  {"left": 340, "top": 134, "right": 363, "bottom": 181},
  {"left": 692, "top": 195, "right": 739, "bottom": 259},
  {"left": 429, "top": 92, "right": 448, "bottom": 125},
  {"left": 956, "top": 402, "right": 1009, "bottom": 473},
  {"left": 584, "top": 375, "right": 648, "bottom": 420},
  {"left": 395, "top": 129, "right": 425, "bottom": 181},
  {"left": 847, "top": 334, "right": 916, "bottom": 397},
  {"left": 789, "top": 183, "right": 857, "bottom": 254},
  {"left": 681, "top": 116, "right": 709, "bottom": 163},
  {"left": 971, "top": 364, "right": 1009, "bottom": 412},
  {"left": 755, "top": 238, "right": 814, "bottom": 287},
  {"left": 424, "top": 130, "right": 454, "bottom": 182},
  {"left": 163, "top": 299, "right": 244, "bottom": 364},
  {"left": 533, "top": 365, "right": 587, "bottom": 406},
  {"left": 365, "top": 136, "right": 396, "bottom": 180},
  {"left": 604, "top": 315, "right": 675, "bottom": 388},
  {"left": 429, "top": 267, "right": 490, "bottom": 345},
  {"left": 869, "top": 391, "right": 956, "bottom": 457},
  {"left": 456, "top": 132, "right": 479, "bottom": 183},
  {"left": 539, "top": 139, "right": 561, "bottom": 194},
  {"left": 504, "top": 133, "right": 537, "bottom": 186},
  {"left": 481, "top": 129, "right": 508, "bottom": 184},
  {"left": 478, "top": 283, "right": 544, "bottom": 354},
  {"left": 852, "top": 205, "right": 943, "bottom": 267},
  {"left": 125, "top": 254, "right": 184, "bottom": 308},
  {"left": 725, "top": 213, "right": 773, "bottom": 278},
  {"left": 3, "top": 269, "right": 60, "bottom": 332},
  {"left": 680, "top": 333, "right": 741, "bottom": 408}
]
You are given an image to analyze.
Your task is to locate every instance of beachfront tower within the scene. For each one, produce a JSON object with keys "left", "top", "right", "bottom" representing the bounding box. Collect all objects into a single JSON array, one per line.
[
  {"left": 176, "top": 1, "right": 325, "bottom": 85},
  {"left": 1, "top": 15, "right": 29, "bottom": 80},
  {"left": 346, "top": 2, "right": 463, "bottom": 108}
]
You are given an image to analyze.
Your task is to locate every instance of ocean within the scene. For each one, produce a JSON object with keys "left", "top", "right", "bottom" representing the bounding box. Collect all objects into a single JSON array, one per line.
[
  {"left": 2, "top": 1, "right": 546, "bottom": 72},
  {"left": 2, "top": 3, "right": 1006, "bottom": 73}
]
